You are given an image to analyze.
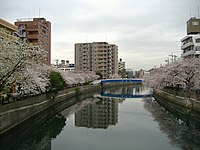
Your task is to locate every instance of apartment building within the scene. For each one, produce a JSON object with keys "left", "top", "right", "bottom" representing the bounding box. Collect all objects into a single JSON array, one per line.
[
  {"left": 118, "top": 58, "right": 126, "bottom": 78},
  {"left": 181, "top": 34, "right": 200, "bottom": 58},
  {"left": 181, "top": 17, "right": 200, "bottom": 58},
  {"left": 118, "top": 58, "right": 125, "bottom": 71},
  {"left": 75, "top": 42, "right": 119, "bottom": 79},
  {"left": 0, "top": 18, "right": 18, "bottom": 42},
  {"left": 15, "top": 18, "right": 51, "bottom": 65}
]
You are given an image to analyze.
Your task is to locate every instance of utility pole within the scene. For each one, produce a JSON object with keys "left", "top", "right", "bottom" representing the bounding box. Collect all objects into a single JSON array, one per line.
[{"left": 174, "top": 55, "right": 177, "bottom": 62}]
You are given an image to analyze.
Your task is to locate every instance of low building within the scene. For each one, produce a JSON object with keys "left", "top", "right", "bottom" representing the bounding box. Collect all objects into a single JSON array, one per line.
[
  {"left": 135, "top": 69, "right": 145, "bottom": 78},
  {"left": 126, "top": 69, "right": 133, "bottom": 78},
  {"left": 55, "top": 59, "right": 74, "bottom": 71},
  {"left": 0, "top": 18, "right": 18, "bottom": 42}
]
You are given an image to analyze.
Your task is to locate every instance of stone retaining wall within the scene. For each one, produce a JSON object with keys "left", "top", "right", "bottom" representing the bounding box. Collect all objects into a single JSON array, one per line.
[
  {"left": 0, "top": 82, "right": 135, "bottom": 134},
  {"left": 0, "top": 84, "right": 101, "bottom": 134},
  {"left": 153, "top": 90, "right": 200, "bottom": 113}
]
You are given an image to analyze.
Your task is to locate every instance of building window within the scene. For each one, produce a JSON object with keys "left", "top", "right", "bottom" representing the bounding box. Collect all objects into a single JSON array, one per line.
[
  {"left": 196, "top": 47, "right": 200, "bottom": 51},
  {"left": 192, "top": 21, "right": 199, "bottom": 26},
  {"left": 195, "top": 38, "right": 200, "bottom": 43}
]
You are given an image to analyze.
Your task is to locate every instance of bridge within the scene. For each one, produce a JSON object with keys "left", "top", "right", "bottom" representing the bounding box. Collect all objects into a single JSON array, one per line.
[
  {"left": 99, "top": 79, "right": 144, "bottom": 84},
  {"left": 94, "top": 93, "right": 152, "bottom": 99}
]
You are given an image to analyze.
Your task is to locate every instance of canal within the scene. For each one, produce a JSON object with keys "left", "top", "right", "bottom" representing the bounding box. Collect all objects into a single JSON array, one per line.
[{"left": 1, "top": 85, "right": 200, "bottom": 150}]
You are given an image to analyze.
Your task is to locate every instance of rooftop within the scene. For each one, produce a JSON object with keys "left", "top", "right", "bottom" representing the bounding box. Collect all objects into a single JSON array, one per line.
[{"left": 0, "top": 18, "right": 17, "bottom": 31}]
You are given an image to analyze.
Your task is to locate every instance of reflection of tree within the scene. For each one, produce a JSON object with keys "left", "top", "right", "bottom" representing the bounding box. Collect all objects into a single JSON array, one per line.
[
  {"left": 10, "top": 114, "right": 66, "bottom": 150},
  {"left": 143, "top": 98, "right": 200, "bottom": 150}
]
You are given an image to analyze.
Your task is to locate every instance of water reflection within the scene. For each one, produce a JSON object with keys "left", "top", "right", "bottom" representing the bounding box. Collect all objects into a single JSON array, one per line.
[
  {"left": 144, "top": 98, "right": 200, "bottom": 150},
  {"left": 105, "top": 85, "right": 144, "bottom": 95},
  {"left": 1, "top": 85, "right": 200, "bottom": 150},
  {"left": 75, "top": 98, "right": 119, "bottom": 129},
  {"left": 1, "top": 113, "right": 66, "bottom": 150},
  {"left": 74, "top": 86, "right": 152, "bottom": 129},
  {"left": 0, "top": 98, "right": 99, "bottom": 150},
  {"left": 98, "top": 85, "right": 152, "bottom": 98}
]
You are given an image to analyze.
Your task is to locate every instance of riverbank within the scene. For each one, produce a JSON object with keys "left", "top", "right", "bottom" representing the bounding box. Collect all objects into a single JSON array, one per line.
[
  {"left": 0, "top": 82, "right": 136, "bottom": 134},
  {"left": 0, "top": 84, "right": 99, "bottom": 134},
  {"left": 153, "top": 90, "right": 200, "bottom": 113}
]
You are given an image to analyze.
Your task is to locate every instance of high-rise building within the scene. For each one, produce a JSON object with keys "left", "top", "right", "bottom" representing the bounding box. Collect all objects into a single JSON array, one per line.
[
  {"left": 15, "top": 18, "right": 51, "bottom": 65},
  {"left": 0, "top": 18, "right": 18, "bottom": 42},
  {"left": 75, "top": 42, "right": 119, "bottom": 79},
  {"left": 181, "top": 17, "right": 200, "bottom": 58}
]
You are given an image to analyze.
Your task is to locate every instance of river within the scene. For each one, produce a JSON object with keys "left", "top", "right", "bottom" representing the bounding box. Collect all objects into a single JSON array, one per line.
[{"left": 1, "top": 85, "right": 200, "bottom": 150}]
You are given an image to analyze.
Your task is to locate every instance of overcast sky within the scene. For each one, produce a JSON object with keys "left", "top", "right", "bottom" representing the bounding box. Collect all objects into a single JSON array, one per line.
[{"left": 1, "top": 0, "right": 200, "bottom": 70}]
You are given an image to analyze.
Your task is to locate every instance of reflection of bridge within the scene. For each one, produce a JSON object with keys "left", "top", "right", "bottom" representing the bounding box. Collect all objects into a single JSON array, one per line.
[
  {"left": 100, "top": 79, "right": 144, "bottom": 84},
  {"left": 94, "top": 93, "right": 152, "bottom": 99}
]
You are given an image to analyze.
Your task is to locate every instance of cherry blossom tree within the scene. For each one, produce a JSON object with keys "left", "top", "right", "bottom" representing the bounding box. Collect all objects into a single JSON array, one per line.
[
  {"left": 0, "top": 38, "right": 46, "bottom": 93},
  {"left": 0, "top": 37, "right": 99, "bottom": 96},
  {"left": 144, "top": 58, "right": 200, "bottom": 92},
  {"left": 58, "top": 70, "right": 99, "bottom": 86},
  {"left": 19, "top": 64, "right": 51, "bottom": 95},
  {"left": 177, "top": 58, "right": 200, "bottom": 91},
  {"left": 18, "top": 65, "right": 99, "bottom": 95}
]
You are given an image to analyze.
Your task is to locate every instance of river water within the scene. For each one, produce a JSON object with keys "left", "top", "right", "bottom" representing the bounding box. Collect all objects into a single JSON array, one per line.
[{"left": 1, "top": 85, "right": 200, "bottom": 150}]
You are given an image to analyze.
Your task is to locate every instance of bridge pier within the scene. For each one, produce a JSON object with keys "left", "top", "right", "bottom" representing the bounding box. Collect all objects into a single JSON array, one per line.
[{"left": 100, "top": 82, "right": 104, "bottom": 93}]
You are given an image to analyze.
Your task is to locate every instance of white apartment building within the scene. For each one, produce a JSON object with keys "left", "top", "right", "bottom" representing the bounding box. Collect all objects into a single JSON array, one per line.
[
  {"left": 181, "top": 17, "right": 200, "bottom": 58},
  {"left": 75, "top": 42, "right": 118, "bottom": 79},
  {"left": 181, "top": 34, "right": 200, "bottom": 58}
]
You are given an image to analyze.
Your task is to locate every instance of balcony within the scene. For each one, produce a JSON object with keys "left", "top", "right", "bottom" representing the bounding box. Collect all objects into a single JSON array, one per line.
[
  {"left": 181, "top": 50, "right": 196, "bottom": 58},
  {"left": 0, "top": 31, "right": 18, "bottom": 41},
  {"left": 98, "top": 67, "right": 107, "bottom": 71},
  {"left": 96, "top": 51, "right": 107, "bottom": 55},
  {"left": 27, "top": 34, "right": 38, "bottom": 39},
  {"left": 82, "top": 55, "right": 88, "bottom": 59},
  {"left": 96, "top": 56, "right": 107, "bottom": 59},
  {"left": 181, "top": 42, "right": 193, "bottom": 50},
  {"left": 26, "top": 24, "right": 39, "bottom": 29}
]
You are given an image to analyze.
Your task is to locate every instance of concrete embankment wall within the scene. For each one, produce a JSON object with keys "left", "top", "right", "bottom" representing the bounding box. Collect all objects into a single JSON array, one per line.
[
  {"left": 0, "top": 84, "right": 101, "bottom": 134},
  {"left": 0, "top": 82, "right": 135, "bottom": 134},
  {"left": 153, "top": 90, "right": 200, "bottom": 113}
]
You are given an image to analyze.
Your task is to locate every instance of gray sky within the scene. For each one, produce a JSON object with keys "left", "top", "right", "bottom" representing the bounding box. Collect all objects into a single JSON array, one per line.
[{"left": 1, "top": 0, "right": 200, "bottom": 70}]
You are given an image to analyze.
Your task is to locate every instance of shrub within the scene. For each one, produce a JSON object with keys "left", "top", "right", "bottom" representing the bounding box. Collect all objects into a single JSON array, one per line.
[{"left": 49, "top": 71, "right": 66, "bottom": 91}]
